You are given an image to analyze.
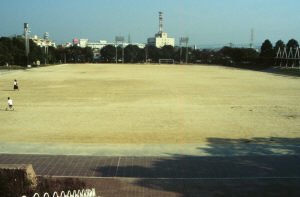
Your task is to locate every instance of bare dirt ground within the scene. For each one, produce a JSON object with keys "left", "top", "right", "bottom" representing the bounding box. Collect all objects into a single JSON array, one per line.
[{"left": 0, "top": 64, "right": 299, "bottom": 144}]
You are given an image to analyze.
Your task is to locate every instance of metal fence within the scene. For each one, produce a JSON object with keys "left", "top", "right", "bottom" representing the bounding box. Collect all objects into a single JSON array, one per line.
[
  {"left": 22, "top": 188, "right": 97, "bottom": 197},
  {"left": 275, "top": 47, "right": 300, "bottom": 68}
]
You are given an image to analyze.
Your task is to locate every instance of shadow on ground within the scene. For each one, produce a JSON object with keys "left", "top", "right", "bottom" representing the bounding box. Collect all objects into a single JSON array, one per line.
[
  {"left": 253, "top": 66, "right": 300, "bottom": 77},
  {"left": 196, "top": 137, "right": 300, "bottom": 156},
  {"left": 267, "top": 68, "right": 300, "bottom": 77},
  {"left": 1, "top": 90, "right": 14, "bottom": 92},
  {"left": 222, "top": 65, "right": 300, "bottom": 78},
  {"left": 92, "top": 137, "right": 300, "bottom": 197}
]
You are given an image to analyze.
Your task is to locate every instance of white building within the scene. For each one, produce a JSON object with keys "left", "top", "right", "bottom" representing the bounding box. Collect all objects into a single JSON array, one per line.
[
  {"left": 31, "top": 35, "right": 56, "bottom": 48},
  {"left": 147, "top": 12, "right": 175, "bottom": 48},
  {"left": 87, "top": 40, "right": 108, "bottom": 49},
  {"left": 87, "top": 40, "right": 145, "bottom": 50},
  {"left": 85, "top": 40, "right": 145, "bottom": 60},
  {"left": 148, "top": 32, "right": 175, "bottom": 48},
  {"left": 62, "top": 42, "right": 72, "bottom": 48},
  {"left": 79, "top": 39, "right": 89, "bottom": 47}
]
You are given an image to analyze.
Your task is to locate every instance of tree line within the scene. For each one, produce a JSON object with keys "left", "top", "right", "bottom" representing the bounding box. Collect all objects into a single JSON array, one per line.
[
  {"left": 99, "top": 38, "right": 299, "bottom": 69},
  {"left": 0, "top": 36, "right": 93, "bottom": 66},
  {"left": 0, "top": 36, "right": 298, "bottom": 70}
]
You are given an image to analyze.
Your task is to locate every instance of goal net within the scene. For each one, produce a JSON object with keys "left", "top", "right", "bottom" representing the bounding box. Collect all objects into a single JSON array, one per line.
[{"left": 159, "top": 59, "right": 175, "bottom": 64}]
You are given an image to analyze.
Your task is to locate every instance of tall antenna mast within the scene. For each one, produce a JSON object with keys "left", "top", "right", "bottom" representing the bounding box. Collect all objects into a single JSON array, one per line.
[
  {"left": 128, "top": 33, "right": 131, "bottom": 44},
  {"left": 159, "top": 11, "right": 163, "bottom": 34},
  {"left": 250, "top": 28, "right": 254, "bottom": 48}
]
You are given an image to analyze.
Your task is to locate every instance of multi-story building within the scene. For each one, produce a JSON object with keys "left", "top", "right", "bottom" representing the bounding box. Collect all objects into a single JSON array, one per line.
[
  {"left": 79, "top": 39, "right": 88, "bottom": 47},
  {"left": 147, "top": 32, "right": 175, "bottom": 48},
  {"left": 87, "top": 40, "right": 145, "bottom": 50},
  {"left": 31, "top": 35, "right": 56, "bottom": 48}
]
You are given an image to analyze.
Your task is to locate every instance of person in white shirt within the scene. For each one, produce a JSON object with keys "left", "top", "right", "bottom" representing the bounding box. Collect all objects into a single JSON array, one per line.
[
  {"left": 6, "top": 97, "right": 14, "bottom": 111},
  {"left": 13, "top": 79, "right": 19, "bottom": 91}
]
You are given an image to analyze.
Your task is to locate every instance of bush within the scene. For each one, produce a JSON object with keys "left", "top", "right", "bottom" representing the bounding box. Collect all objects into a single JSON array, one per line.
[{"left": 0, "top": 170, "right": 86, "bottom": 197}]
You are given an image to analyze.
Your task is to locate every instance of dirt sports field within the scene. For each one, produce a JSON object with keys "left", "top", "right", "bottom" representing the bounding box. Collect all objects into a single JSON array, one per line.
[{"left": 0, "top": 64, "right": 299, "bottom": 144}]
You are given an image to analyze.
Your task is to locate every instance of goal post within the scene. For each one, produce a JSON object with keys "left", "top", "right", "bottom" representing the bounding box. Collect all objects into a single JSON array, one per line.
[{"left": 159, "top": 59, "right": 175, "bottom": 64}]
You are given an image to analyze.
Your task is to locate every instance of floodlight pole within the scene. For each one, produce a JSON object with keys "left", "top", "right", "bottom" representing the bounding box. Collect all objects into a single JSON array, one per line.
[
  {"left": 185, "top": 41, "right": 189, "bottom": 64},
  {"left": 179, "top": 39, "right": 182, "bottom": 64},
  {"left": 122, "top": 42, "right": 124, "bottom": 64},
  {"left": 44, "top": 32, "right": 49, "bottom": 64},
  {"left": 180, "top": 37, "right": 189, "bottom": 64},
  {"left": 24, "top": 23, "right": 30, "bottom": 67},
  {"left": 145, "top": 45, "right": 148, "bottom": 63},
  {"left": 115, "top": 36, "right": 125, "bottom": 64},
  {"left": 115, "top": 43, "right": 118, "bottom": 64}
]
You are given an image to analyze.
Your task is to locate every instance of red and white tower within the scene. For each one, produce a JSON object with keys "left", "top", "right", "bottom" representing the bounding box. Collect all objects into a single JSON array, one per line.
[
  {"left": 147, "top": 11, "right": 175, "bottom": 48},
  {"left": 159, "top": 11, "right": 163, "bottom": 34}
]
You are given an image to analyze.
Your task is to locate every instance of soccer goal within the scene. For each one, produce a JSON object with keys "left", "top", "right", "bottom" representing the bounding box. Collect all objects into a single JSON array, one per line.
[{"left": 159, "top": 59, "right": 175, "bottom": 64}]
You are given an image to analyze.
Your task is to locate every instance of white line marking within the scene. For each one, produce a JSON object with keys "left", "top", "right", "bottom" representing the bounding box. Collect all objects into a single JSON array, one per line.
[
  {"left": 46, "top": 175, "right": 300, "bottom": 180},
  {"left": 115, "top": 157, "right": 121, "bottom": 177}
]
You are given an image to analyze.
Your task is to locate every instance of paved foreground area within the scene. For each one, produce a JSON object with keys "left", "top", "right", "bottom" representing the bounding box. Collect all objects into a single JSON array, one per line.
[
  {"left": 1, "top": 154, "right": 300, "bottom": 196},
  {"left": 1, "top": 154, "right": 300, "bottom": 178},
  {"left": 82, "top": 177, "right": 300, "bottom": 197}
]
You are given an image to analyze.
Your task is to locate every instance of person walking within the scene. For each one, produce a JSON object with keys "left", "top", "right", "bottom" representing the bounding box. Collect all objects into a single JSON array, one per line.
[
  {"left": 13, "top": 79, "right": 19, "bottom": 91},
  {"left": 6, "top": 97, "right": 14, "bottom": 111}
]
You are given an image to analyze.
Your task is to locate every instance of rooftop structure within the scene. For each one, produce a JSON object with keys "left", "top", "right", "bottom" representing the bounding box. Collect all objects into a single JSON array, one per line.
[{"left": 31, "top": 34, "right": 56, "bottom": 48}]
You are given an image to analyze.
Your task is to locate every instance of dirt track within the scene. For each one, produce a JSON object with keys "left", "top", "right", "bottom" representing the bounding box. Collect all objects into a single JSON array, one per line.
[{"left": 0, "top": 64, "right": 299, "bottom": 144}]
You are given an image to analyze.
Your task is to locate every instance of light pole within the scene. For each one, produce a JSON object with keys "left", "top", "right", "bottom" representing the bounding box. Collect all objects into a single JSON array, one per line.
[
  {"left": 180, "top": 37, "right": 189, "bottom": 64},
  {"left": 115, "top": 43, "right": 118, "bottom": 64},
  {"left": 145, "top": 45, "right": 148, "bottom": 63},
  {"left": 44, "top": 32, "right": 49, "bottom": 64},
  {"left": 24, "top": 23, "right": 30, "bottom": 67},
  {"left": 115, "top": 36, "right": 124, "bottom": 63}
]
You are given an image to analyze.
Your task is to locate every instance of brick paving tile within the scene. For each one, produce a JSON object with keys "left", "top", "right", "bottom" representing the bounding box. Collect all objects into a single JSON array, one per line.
[
  {"left": 1, "top": 154, "right": 300, "bottom": 179},
  {"left": 1, "top": 153, "right": 300, "bottom": 197}
]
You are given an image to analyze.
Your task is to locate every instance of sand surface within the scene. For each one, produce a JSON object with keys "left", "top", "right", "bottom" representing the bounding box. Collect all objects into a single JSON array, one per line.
[{"left": 0, "top": 64, "right": 299, "bottom": 144}]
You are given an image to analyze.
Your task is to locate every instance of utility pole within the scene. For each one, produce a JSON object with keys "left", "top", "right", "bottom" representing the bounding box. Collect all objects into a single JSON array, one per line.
[
  {"left": 179, "top": 40, "right": 182, "bottom": 64},
  {"left": 145, "top": 45, "right": 148, "bottom": 63},
  {"left": 122, "top": 43, "right": 124, "bottom": 64},
  {"left": 24, "top": 23, "right": 30, "bottom": 67},
  {"left": 128, "top": 33, "right": 131, "bottom": 44},
  {"left": 250, "top": 28, "right": 254, "bottom": 48},
  {"left": 185, "top": 40, "right": 189, "bottom": 64},
  {"left": 115, "top": 36, "right": 125, "bottom": 63},
  {"left": 180, "top": 37, "right": 189, "bottom": 64},
  {"left": 115, "top": 43, "right": 118, "bottom": 64},
  {"left": 44, "top": 32, "right": 49, "bottom": 64}
]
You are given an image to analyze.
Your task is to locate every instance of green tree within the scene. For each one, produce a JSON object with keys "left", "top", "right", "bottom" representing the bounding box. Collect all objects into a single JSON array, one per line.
[
  {"left": 29, "top": 39, "right": 43, "bottom": 64},
  {"left": 82, "top": 47, "right": 94, "bottom": 62},
  {"left": 260, "top": 39, "right": 274, "bottom": 66},
  {"left": 0, "top": 36, "right": 26, "bottom": 66},
  {"left": 274, "top": 40, "right": 285, "bottom": 55},
  {"left": 286, "top": 39, "right": 299, "bottom": 51},
  {"left": 12, "top": 36, "right": 27, "bottom": 66},
  {"left": 0, "top": 42, "right": 13, "bottom": 65},
  {"left": 146, "top": 45, "right": 160, "bottom": 62},
  {"left": 160, "top": 45, "right": 175, "bottom": 59},
  {"left": 260, "top": 40, "right": 274, "bottom": 57},
  {"left": 220, "top": 47, "right": 258, "bottom": 64},
  {"left": 100, "top": 45, "right": 116, "bottom": 62},
  {"left": 124, "top": 45, "right": 141, "bottom": 63}
]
